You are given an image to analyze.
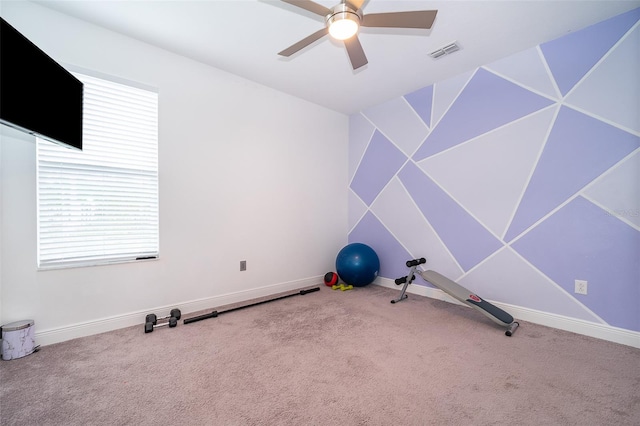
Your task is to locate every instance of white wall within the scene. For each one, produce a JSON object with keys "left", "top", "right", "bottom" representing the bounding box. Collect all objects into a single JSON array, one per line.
[{"left": 0, "top": 2, "right": 348, "bottom": 344}]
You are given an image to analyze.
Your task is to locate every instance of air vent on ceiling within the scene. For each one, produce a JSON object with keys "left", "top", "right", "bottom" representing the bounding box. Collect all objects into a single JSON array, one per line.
[{"left": 429, "top": 42, "right": 460, "bottom": 59}]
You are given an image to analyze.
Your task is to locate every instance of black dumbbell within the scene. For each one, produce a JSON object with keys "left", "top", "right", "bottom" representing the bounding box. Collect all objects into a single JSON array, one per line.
[
  {"left": 146, "top": 308, "right": 181, "bottom": 325},
  {"left": 144, "top": 308, "right": 181, "bottom": 333},
  {"left": 145, "top": 316, "right": 178, "bottom": 333}
]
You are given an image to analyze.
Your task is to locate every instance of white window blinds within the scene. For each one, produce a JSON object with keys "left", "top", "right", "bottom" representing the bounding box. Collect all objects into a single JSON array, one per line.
[{"left": 37, "top": 72, "right": 158, "bottom": 269}]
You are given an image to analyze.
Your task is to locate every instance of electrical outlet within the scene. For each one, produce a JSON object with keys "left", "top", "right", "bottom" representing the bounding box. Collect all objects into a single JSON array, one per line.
[
  {"left": 575, "top": 280, "right": 588, "bottom": 295},
  {"left": 240, "top": 260, "right": 246, "bottom": 271}
]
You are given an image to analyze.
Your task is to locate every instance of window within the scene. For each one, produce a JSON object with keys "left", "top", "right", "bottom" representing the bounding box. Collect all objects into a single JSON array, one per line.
[{"left": 37, "top": 71, "right": 158, "bottom": 269}]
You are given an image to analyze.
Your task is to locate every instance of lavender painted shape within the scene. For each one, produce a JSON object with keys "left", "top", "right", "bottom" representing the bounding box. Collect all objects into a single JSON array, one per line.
[
  {"left": 349, "top": 211, "right": 414, "bottom": 281},
  {"left": 505, "top": 106, "right": 639, "bottom": 242},
  {"left": 350, "top": 130, "right": 407, "bottom": 206},
  {"left": 413, "top": 68, "right": 554, "bottom": 160},
  {"left": 540, "top": 8, "right": 640, "bottom": 96},
  {"left": 512, "top": 197, "right": 640, "bottom": 331},
  {"left": 404, "top": 85, "right": 433, "bottom": 128},
  {"left": 398, "top": 162, "right": 503, "bottom": 271}
]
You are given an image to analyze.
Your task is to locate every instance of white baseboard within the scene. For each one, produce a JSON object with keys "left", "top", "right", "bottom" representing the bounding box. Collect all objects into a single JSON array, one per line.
[
  {"left": 31, "top": 275, "right": 640, "bottom": 349},
  {"left": 375, "top": 278, "right": 640, "bottom": 349},
  {"left": 34, "top": 276, "right": 323, "bottom": 347}
]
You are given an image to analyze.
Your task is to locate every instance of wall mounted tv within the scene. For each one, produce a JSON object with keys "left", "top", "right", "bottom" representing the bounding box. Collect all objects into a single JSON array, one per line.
[{"left": 1, "top": 17, "right": 83, "bottom": 150}]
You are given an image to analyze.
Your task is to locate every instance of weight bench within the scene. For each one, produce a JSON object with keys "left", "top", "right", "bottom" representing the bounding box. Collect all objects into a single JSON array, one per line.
[{"left": 392, "top": 258, "right": 519, "bottom": 336}]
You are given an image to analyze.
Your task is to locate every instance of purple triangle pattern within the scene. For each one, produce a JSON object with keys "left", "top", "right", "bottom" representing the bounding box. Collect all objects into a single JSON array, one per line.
[
  {"left": 505, "top": 106, "right": 640, "bottom": 242},
  {"left": 348, "top": 211, "right": 413, "bottom": 281},
  {"left": 413, "top": 68, "right": 555, "bottom": 161},
  {"left": 398, "top": 162, "right": 503, "bottom": 272},
  {"left": 350, "top": 130, "right": 407, "bottom": 206},
  {"left": 540, "top": 8, "right": 640, "bottom": 96},
  {"left": 404, "top": 85, "right": 433, "bottom": 128},
  {"left": 512, "top": 197, "right": 640, "bottom": 331}
]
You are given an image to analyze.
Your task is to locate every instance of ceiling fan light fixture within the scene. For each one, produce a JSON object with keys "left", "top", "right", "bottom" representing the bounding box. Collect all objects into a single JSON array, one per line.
[
  {"left": 277, "top": 0, "right": 439, "bottom": 71},
  {"left": 328, "top": 15, "right": 359, "bottom": 40},
  {"left": 326, "top": 5, "right": 361, "bottom": 40}
]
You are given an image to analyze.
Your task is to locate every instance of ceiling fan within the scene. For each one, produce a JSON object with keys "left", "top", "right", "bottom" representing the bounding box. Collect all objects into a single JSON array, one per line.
[{"left": 277, "top": 0, "right": 438, "bottom": 70}]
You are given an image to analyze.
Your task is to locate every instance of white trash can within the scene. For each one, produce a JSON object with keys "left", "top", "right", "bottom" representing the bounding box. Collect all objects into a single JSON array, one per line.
[{"left": 1, "top": 319, "right": 36, "bottom": 360}]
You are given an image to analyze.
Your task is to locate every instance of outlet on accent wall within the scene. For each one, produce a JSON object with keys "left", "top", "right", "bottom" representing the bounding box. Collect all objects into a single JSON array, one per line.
[{"left": 575, "top": 280, "right": 588, "bottom": 295}]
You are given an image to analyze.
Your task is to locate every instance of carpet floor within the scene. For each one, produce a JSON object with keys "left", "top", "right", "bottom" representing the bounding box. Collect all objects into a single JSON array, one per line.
[{"left": 1, "top": 284, "right": 639, "bottom": 425}]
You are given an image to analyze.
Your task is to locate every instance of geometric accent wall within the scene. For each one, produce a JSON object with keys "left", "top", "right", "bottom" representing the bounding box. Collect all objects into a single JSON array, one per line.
[
  {"left": 505, "top": 105, "right": 639, "bottom": 241},
  {"left": 348, "top": 8, "right": 640, "bottom": 332}
]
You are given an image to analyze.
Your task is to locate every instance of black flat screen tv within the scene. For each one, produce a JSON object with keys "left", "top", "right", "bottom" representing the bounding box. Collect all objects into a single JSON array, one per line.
[{"left": 1, "top": 17, "right": 83, "bottom": 150}]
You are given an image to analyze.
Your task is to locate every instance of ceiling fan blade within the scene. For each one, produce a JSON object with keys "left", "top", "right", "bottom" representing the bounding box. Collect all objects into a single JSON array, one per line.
[
  {"left": 278, "top": 27, "right": 329, "bottom": 57},
  {"left": 280, "top": 0, "right": 332, "bottom": 17},
  {"left": 344, "top": 35, "right": 368, "bottom": 70},
  {"left": 344, "top": 0, "right": 366, "bottom": 10},
  {"left": 361, "top": 10, "right": 438, "bottom": 29}
]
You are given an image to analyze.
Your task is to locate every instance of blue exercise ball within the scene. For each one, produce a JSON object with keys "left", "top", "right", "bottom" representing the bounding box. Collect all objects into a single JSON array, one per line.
[{"left": 336, "top": 243, "right": 380, "bottom": 287}]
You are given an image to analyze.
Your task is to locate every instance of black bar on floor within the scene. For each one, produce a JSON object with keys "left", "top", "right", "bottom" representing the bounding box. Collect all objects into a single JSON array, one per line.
[
  {"left": 183, "top": 310, "right": 218, "bottom": 324},
  {"left": 183, "top": 287, "right": 320, "bottom": 325}
]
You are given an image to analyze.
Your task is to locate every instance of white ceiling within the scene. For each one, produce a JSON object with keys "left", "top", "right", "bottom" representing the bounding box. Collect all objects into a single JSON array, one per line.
[{"left": 34, "top": 0, "right": 639, "bottom": 115}]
